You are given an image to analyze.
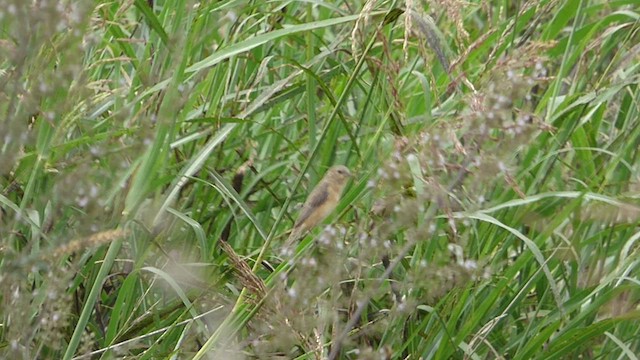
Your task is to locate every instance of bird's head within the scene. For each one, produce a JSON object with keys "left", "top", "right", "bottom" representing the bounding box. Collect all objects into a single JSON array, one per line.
[{"left": 326, "top": 165, "right": 352, "bottom": 185}]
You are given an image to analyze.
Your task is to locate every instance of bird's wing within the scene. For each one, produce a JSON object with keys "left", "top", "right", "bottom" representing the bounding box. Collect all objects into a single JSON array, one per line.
[{"left": 294, "top": 182, "right": 329, "bottom": 228}]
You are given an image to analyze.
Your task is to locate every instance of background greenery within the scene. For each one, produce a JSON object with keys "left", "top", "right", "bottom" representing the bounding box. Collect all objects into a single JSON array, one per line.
[{"left": 1, "top": 0, "right": 640, "bottom": 359}]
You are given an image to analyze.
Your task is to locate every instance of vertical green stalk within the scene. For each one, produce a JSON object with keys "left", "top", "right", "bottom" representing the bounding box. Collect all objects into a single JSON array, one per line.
[
  {"left": 306, "top": 4, "right": 317, "bottom": 165},
  {"left": 544, "top": 0, "right": 585, "bottom": 123},
  {"left": 62, "top": 238, "right": 124, "bottom": 360}
]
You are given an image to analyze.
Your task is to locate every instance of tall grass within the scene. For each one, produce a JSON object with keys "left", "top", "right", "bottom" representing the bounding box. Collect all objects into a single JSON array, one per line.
[{"left": 1, "top": 0, "right": 640, "bottom": 359}]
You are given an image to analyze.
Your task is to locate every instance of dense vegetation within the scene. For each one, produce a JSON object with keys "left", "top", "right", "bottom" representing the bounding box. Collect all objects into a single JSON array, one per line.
[{"left": 1, "top": 0, "right": 640, "bottom": 359}]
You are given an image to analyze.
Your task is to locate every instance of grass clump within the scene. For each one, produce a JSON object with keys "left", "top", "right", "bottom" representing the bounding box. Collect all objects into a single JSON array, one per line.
[{"left": 1, "top": 0, "right": 640, "bottom": 359}]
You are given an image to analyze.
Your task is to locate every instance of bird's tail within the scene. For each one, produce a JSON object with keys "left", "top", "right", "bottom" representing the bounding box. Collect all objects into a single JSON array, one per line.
[{"left": 280, "top": 226, "right": 303, "bottom": 257}]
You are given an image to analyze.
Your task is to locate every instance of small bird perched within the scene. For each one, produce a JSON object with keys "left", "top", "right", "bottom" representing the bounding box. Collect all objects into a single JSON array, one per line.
[{"left": 283, "top": 165, "right": 352, "bottom": 251}]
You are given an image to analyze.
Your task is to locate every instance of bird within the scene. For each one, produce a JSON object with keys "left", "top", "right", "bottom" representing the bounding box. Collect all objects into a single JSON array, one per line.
[{"left": 283, "top": 165, "right": 352, "bottom": 252}]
